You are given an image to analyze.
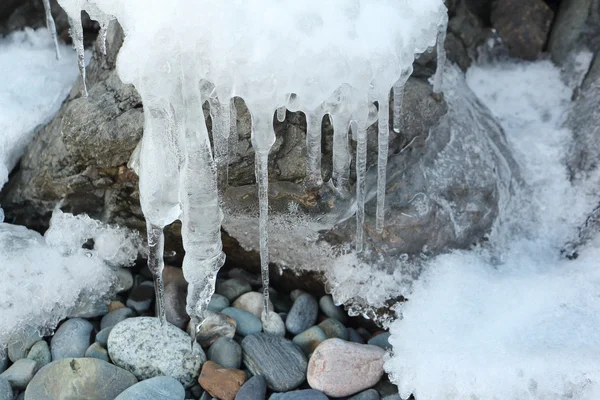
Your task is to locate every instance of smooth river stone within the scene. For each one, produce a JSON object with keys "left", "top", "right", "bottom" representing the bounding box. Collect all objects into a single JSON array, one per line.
[
  {"left": 26, "top": 341, "right": 51, "bottom": 371},
  {"left": 8, "top": 327, "right": 42, "bottom": 362},
  {"left": 367, "top": 332, "right": 391, "bottom": 351},
  {"left": 241, "top": 333, "right": 307, "bottom": 392},
  {"left": 114, "top": 376, "right": 185, "bottom": 400},
  {"left": 261, "top": 311, "right": 286, "bottom": 337},
  {"left": 232, "top": 292, "right": 273, "bottom": 318},
  {"left": 108, "top": 317, "right": 205, "bottom": 387},
  {"left": 126, "top": 281, "right": 154, "bottom": 313},
  {"left": 270, "top": 389, "right": 328, "bottom": 399},
  {"left": 207, "top": 294, "right": 230, "bottom": 312},
  {"left": 319, "top": 295, "right": 347, "bottom": 323},
  {"left": 51, "top": 318, "right": 93, "bottom": 360},
  {"left": 207, "top": 337, "right": 242, "bottom": 369},
  {"left": 216, "top": 279, "right": 252, "bottom": 302},
  {"left": 164, "top": 278, "right": 190, "bottom": 330},
  {"left": 221, "top": 308, "right": 262, "bottom": 337},
  {"left": 318, "top": 318, "right": 348, "bottom": 340},
  {"left": 0, "top": 358, "right": 37, "bottom": 389},
  {"left": 349, "top": 388, "right": 381, "bottom": 400},
  {"left": 235, "top": 375, "right": 267, "bottom": 400},
  {"left": 24, "top": 358, "right": 137, "bottom": 400},
  {"left": 100, "top": 307, "right": 135, "bottom": 330},
  {"left": 0, "top": 377, "right": 11, "bottom": 400},
  {"left": 285, "top": 293, "right": 318, "bottom": 335},
  {"left": 198, "top": 360, "right": 247, "bottom": 400},
  {"left": 307, "top": 339, "right": 385, "bottom": 397},
  {"left": 195, "top": 311, "right": 236, "bottom": 347},
  {"left": 292, "top": 326, "right": 328, "bottom": 356}
]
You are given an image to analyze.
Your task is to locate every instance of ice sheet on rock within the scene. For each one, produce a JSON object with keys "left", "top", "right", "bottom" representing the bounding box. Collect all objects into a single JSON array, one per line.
[
  {"left": 386, "top": 60, "right": 600, "bottom": 400},
  {"left": 0, "top": 28, "right": 79, "bottom": 191}
]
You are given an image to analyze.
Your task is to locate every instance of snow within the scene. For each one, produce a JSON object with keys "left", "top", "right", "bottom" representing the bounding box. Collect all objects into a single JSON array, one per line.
[
  {"left": 385, "top": 60, "right": 600, "bottom": 400},
  {"left": 0, "top": 28, "right": 80, "bottom": 191}
]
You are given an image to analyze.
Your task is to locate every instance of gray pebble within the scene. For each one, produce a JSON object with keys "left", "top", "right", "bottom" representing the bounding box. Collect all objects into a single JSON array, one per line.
[
  {"left": 116, "top": 268, "right": 134, "bottom": 293},
  {"left": 319, "top": 295, "right": 347, "bottom": 323},
  {"left": 8, "top": 327, "right": 42, "bottom": 362},
  {"left": 235, "top": 375, "right": 266, "bottom": 400},
  {"left": 347, "top": 328, "right": 365, "bottom": 344},
  {"left": 126, "top": 281, "right": 155, "bottom": 313},
  {"left": 318, "top": 318, "right": 348, "bottom": 340},
  {"left": 261, "top": 311, "right": 286, "bottom": 337},
  {"left": 190, "top": 384, "right": 204, "bottom": 398},
  {"left": 271, "top": 294, "right": 293, "bottom": 313},
  {"left": 95, "top": 327, "right": 112, "bottom": 347},
  {"left": 195, "top": 312, "right": 236, "bottom": 347},
  {"left": 165, "top": 279, "right": 190, "bottom": 330},
  {"left": 227, "top": 268, "right": 262, "bottom": 287},
  {"left": 0, "top": 359, "right": 37, "bottom": 389},
  {"left": 26, "top": 341, "right": 51, "bottom": 371},
  {"left": 374, "top": 381, "right": 401, "bottom": 400},
  {"left": 207, "top": 294, "right": 230, "bottom": 312},
  {"left": 114, "top": 376, "right": 185, "bottom": 400},
  {"left": 367, "top": 332, "right": 391, "bottom": 351},
  {"left": 100, "top": 307, "right": 135, "bottom": 330},
  {"left": 51, "top": 318, "right": 93, "bottom": 360},
  {"left": 292, "top": 326, "right": 328, "bottom": 356},
  {"left": 0, "top": 349, "right": 7, "bottom": 374},
  {"left": 356, "top": 327, "right": 371, "bottom": 341},
  {"left": 285, "top": 293, "right": 318, "bottom": 335},
  {"left": 0, "top": 377, "right": 11, "bottom": 400},
  {"left": 207, "top": 337, "right": 242, "bottom": 369},
  {"left": 221, "top": 307, "right": 262, "bottom": 337},
  {"left": 85, "top": 343, "right": 110, "bottom": 362},
  {"left": 289, "top": 290, "right": 305, "bottom": 302},
  {"left": 270, "top": 389, "right": 328, "bottom": 399},
  {"left": 216, "top": 279, "right": 252, "bottom": 302},
  {"left": 241, "top": 333, "right": 307, "bottom": 392},
  {"left": 349, "top": 389, "right": 380, "bottom": 400}
]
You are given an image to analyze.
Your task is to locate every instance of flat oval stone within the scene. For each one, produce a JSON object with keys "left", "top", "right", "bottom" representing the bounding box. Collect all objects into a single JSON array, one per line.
[
  {"left": 349, "top": 388, "right": 381, "bottom": 400},
  {"left": 207, "top": 337, "right": 242, "bottom": 369},
  {"left": 367, "top": 332, "right": 391, "bottom": 351},
  {"left": 198, "top": 360, "right": 247, "bottom": 400},
  {"left": 51, "top": 318, "right": 93, "bottom": 360},
  {"left": 25, "top": 358, "right": 137, "bottom": 400},
  {"left": 292, "top": 326, "right": 328, "bottom": 356},
  {"left": 319, "top": 295, "right": 347, "bottom": 323},
  {"left": 216, "top": 279, "right": 252, "bottom": 302},
  {"left": 241, "top": 333, "right": 307, "bottom": 392},
  {"left": 165, "top": 279, "right": 190, "bottom": 330},
  {"left": 85, "top": 343, "right": 109, "bottom": 362},
  {"left": 221, "top": 308, "right": 262, "bottom": 337},
  {"left": 286, "top": 293, "right": 318, "bottom": 335},
  {"left": 0, "top": 358, "right": 37, "bottom": 389},
  {"left": 235, "top": 375, "right": 267, "bottom": 400},
  {"left": 0, "top": 377, "right": 11, "bottom": 400},
  {"left": 269, "top": 389, "right": 328, "bottom": 399},
  {"left": 307, "top": 339, "right": 385, "bottom": 397},
  {"left": 207, "top": 294, "right": 230, "bottom": 312},
  {"left": 26, "top": 341, "right": 51, "bottom": 371},
  {"left": 318, "top": 318, "right": 348, "bottom": 340},
  {"left": 232, "top": 292, "right": 273, "bottom": 318},
  {"left": 126, "top": 281, "right": 155, "bottom": 313},
  {"left": 108, "top": 317, "right": 205, "bottom": 387},
  {"left": 114, "top": 376, "right": 185, "bottom": 400},
  {"left": 100, "top": 307, "right": 135, "bottom": 330},
  {"left": 261, "top": 311, "right": 286, "bottom": 337},
  {"left": 196, "top": 312, "right": 236, "bottom": 347}
]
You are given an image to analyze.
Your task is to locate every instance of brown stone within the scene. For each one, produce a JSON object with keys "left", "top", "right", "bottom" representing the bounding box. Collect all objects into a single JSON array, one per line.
[
  {"left": 108, "top": 301, "right": 126, "bottom": 312},
  {"left": 198, "top": 360, "right": 247, "bottom": 400},
  {"left": 162, "top": 265, "right": 184, "bottom": 287},
  {"left": 194, "top": 312, "right": 237, "bottom": 347}
]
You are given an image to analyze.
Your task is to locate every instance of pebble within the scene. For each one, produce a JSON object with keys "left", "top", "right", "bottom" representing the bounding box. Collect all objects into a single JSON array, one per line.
[
  {"left": 307, "top": 339, "right": 385, "bottom": 397},
  {"left": 114, "top": 376, "right": 185, "bottom": 400},
  {"left": 221, "top": 307, "right": 262, "bottom": 337},
  {"left": 347, "top": 328, "right": 365, "bottom": 344},
  {"left": 26, "top": 341, "right": 51, "bottom": 371},
  {"left": 261, "top": 311, "right": 286, "bottom": 336},
  {"left": 0, "top": 349, "right": 7, "bottom": 374},
  {"left": 198, "top": 360, "right": 247, "bottom": 400},
  {"left": 126, "top": 280, "right": 155, "bottom": 313},
  {"left": 8, "top": 327, "right": 42, "bottom": 362},
  {"left": 108, "top": 317, "right": 205, "bottom": 387},
  {"left": 100, "top": 307, "right": 136, "bottom": 330},
  {"left": 232, "top": 292, "right": 273, "bottom": 318},
  {"left": 216, "top": 279, "right": 252, "bottom": 302},
  {"left": 241, "top": 333, "right": 307, "bottom": 392},
  {"left": 271, "top": 293, "right": 293, "bottom": 313},
  {"left": 85, "top": 343, "right": 110, "bottom": 362},
  {"left": 95, "top": 327, "right": 112, "bottom": 347},
  {"left": 269, "top": 389, "right": 328, "bottom": 400},
  {"left": 228, "top": 268, "right": 262, "bottom": 287},
  {"left": 207, "top": 294, "right": 230, "bottom": 312},
  {"left": 0, "top": 358, "right": 37, "bottom": 389},
  {"left": 25, "top": 358, "right": 137, "bottom": 399},
  {"left": 289, "top": 289, "right": 305, "bottom": 302},
  {"left": 116, "top": 268, "right": 134, "bottom": 293},
  {"left": 319, "top": 295, "right": 347, "bottom": 323},
  {"left": 190, "top": 384, "right": 204, "bottom": 398},
  {"left": 195, "top": 312, "right": 237, "bottom": 347},
  {"left": 235, "top": 375, "right": 267, "bottom": 400},
  {"left": 165, "top": 278, "right": 190, "bottom": 330},
  {"left": 285, "top": 293, "right": 318, "bottom": 335},
  {"left": 367, "top": 332, "right": 391, "bottom": 351},
  {"left": 51, "top": 318, "right": 93, "bottom": 360},
  {"left": 207, "top": 337, "right": 242, "bottom": 369},
  {"left": 292, "top": 326, "right": 328, "bottom": 356},
  {"left": 374, "top": 381, "right": 401, "bottom": 400},
  {"left": 349, "top": 389, "right": 381, "bottom": 400},
  {"left": 356, "top": 327, "right": 371, "bottom": 341},
  {"left": 108, "top": 300, "right": 126, "bottom": 312},
  {"left": 0, "top": 377, "right": 11, "bottom": 400},
  {"left": 318, "top": 318, "right": 348, "bottom": 340}
]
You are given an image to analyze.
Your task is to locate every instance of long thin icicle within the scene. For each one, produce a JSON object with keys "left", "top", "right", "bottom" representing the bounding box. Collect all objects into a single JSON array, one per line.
[
  {"left": 99, "top": 22, "right": 109, "bottom": 55},
  {"left": 376, "top": 96, "right": 390, "bottom": 233},
  {"left": 392, "top": 67, "right": 412, "bottom": 133},
  {"left": 276, "top": 106, "right": 286, "bottom": 122},
  {"left": 209, "top": 98, "right": 231, "bottom": 190},
  {"left": 305, "top": 109, "right": 324, "bottom": 188},
  {"left": 227, "top": 97, "right": 237, "bottom": 185},
  {"left": 147, "top": 223, "right": 166, "bottom": 325},
  {"left": 67, "top": 15, "right": 87, "bottom": 96},
  {"left": 355, "top": 120, "right": 368, "bottom": 252},
  {"left": 331, "top": 114, "right": 351, "bottom": 195},
  {"left": 42, "top": 0, "right": 61, "bottom": 60},
  {"left": 432, "top": 18, "right": 448, "bottom": 95}
]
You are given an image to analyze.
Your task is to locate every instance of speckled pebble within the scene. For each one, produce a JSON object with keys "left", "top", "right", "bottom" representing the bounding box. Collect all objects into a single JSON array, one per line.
[
  {"left": 286, "top": 293, "right": 318, "bottom": 335},
  {"left": 85, "top": 343, "right": 110, "bottom": 362},
  {"left": 261, "top": 311, "right": 286, "bottom": 336},
  {"left": 216, "top": 279, "right": 252, "bottom": 302},
  {"left": 0, "top": 358, "right": 37, "bottom": 389},
  {"left": 367, "top": 332, "right": 391, "bottom": 351},
  {"left": 269, "top": 389, "right": 328, "bottom": 399},
  {"left": 235, "top": 375, "right": 267, "bottom": 400},
  {"left": 318, "top": 318, "right": 348, "bottom": 340},
  {"left": 51, "top": 318, "right": 93, "bottom": 360},
  {"left": 126, "top": 281, "right": 155, "bottom": 313},
  {"left": 101, "top": 307, "right": 136, "bottom": 330},
  {"left": 221, "top": 308, "right": 262, "bottom": 337},
  {"left": 207, "top": 294, "right": 230, "bottom": 312},
  {"left": 207, "top": 337, "right": 242, "bottom": 369},
  {"left": 319, "top": 295, "right": 347, "bottom": 323},
  {"left": 26, "top": 341, "right": 51, "bottom": 371}
]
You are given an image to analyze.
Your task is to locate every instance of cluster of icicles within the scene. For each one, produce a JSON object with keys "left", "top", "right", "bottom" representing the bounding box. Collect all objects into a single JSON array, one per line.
[{"left": 45, "top": 0, "right": 447, "bottom": 335}]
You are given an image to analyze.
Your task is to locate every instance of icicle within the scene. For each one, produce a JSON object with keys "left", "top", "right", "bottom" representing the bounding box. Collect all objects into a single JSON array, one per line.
[
  {"left": 276, "top": 106, "right": 286, "bottom": 122},
  {"left": 67, "top": 15, "right": 88, "bottom": 97},
  {"left": 392, "top": 67, "right": 412, "bottom": 133},
  {"left": 355, "top": 121, "right": 368, "bottom": 252},
  {"left": 147, "top": 223, "right": 166, "bottom": 325},
  {"left": 209, "top": 98, "right": 231, "bottom": 190},
  {"left": 42, "top": 0, "right": 61, "bottom": 60},
  {"left": 432, "top": 17, "right": 448, "bottom": 95},
  {"left": 99, "top": 22, "right": 109, "bottom": 56},
  {"left": 331, "top": 114, "right": 351, "bottom": 195},
  {"left": 305, "top": 109, "right": 324, "bottom": 188},
  {"left": 375, "top": 95, "right": 390, "bottom": 233},
  {"left": 227, "top": 97, "right": 237, "bottom": 185}
]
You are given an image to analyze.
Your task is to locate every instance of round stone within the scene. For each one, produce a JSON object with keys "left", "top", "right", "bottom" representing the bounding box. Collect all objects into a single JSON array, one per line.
[
  {"left": 95, "top": 327, "right": 112, "bottom": 347},
  {"left": 51, "top": 318, "right": 93, "bottom": 360},
  {"left": 26, "top": 341, "right": 51, "bottom": 371},
  {"left": 85, "top": 343, "right": 110, "bottom": 362},
  {"left": 114, "top": 376, "right": 185, "bottom": 400},
  {"left": 241, "top": 333, "right": 307, "bottom": 392},
  {"left": 270, "top": 389, "right": 328, "bottom": 399},
  {"left": 207, "top": 337, "right": 242, "bottom": 369},
  {"left": 221, "top": 307, "right": 262, "bottom": 337},
  {"left": 198, "top": 360, "right": 247, "bottom": 400},
  {"left": 216, "top": 279, "right": 252, "bottom": 302},
  {"left": 165, "top": 278, "right": 190, "bottom": 330},
  {"left": 318, "top": 295, "right": 347, "bottom": 323},
  {"left": 25, "top": 358, "right": 137, "bottom": 400},
  {"left": 100, "top": 307, "right": 135, "bottom": 330},
  {"left": 292, "top": 326, "right": 328, "bottom": 356},
  {"left": 261, "top": 311, "right": 286, "bottom": 336},
  {"left": 318, "top": 318, "right": 348, "bottom": 340},
  {"left": 232, "top": 292, "right": 273, "bottom": 318},
  {"left": 0, "top": 358, "right": 37, "bottom": 389},
  {"left": 207, "top": 294, "right": 230, "bottom": 313},
  {"left": 235, "top": 375, "right": 267, "bottom": 400},
  {"left": 108, "top": 317, "right": 205, "bottom": 387},
  {"left": 307, "top": 339, "right": 385, "bottom": 397},
  {"left": 285, "top": 293, "right": 318, "bottom": 335}
]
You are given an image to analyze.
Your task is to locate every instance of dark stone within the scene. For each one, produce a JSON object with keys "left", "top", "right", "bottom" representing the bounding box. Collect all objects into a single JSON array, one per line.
[
  {"left": 164, "top": 278, "right": 189, "bottom": 330},
  {"left": 286, "top": 294, "right": 318, "bottom": 335},
  {"left": 235, "top": 375, "right": 267, "bottom": 400},
  {"left": 207, "top": 337, "right": 242, "bottom": 370},
  {"left": 367, "top": 332, "right": 392, "bottom": 351},
  {"left": 270, "top": 389, "right": 328, "bottom": 400},
  {"left": 349, "top": 389, "right": 381, "bottom": 400},
  {"left": 50, "top": 318, "right": 94, "bottom": 360},
  {"left": 100, "top": 307, "right": 135, "bottom": 330}
]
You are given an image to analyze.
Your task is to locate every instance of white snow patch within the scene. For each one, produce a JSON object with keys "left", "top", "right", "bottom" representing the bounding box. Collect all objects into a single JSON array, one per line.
[
  {"left": 386, "top": 60, "right": 600, "bottom": 400},
  {"left": 0, "top": 27, "right": 80, "bottom": 190}
]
